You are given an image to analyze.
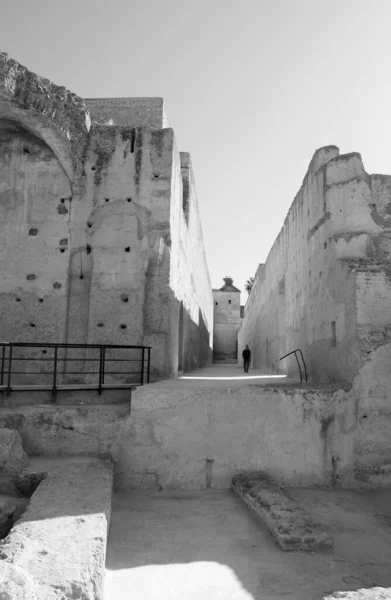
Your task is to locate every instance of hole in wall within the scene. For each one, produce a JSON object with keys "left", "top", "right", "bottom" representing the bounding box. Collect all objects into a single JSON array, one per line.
[
  {"left": 130, "top": 129, "right": 135, "bottom": 154},
  {"left": 26, "top": 274, "right": 36, "bottom": 281},
  {"left": 125, "top": 247, "right": 130, "bottom": 253},
  {"left": 80, "top": 274, "right": 84, "bottom": 280},
  {"left": 228, "top": 300, "right": 231, "bottom": 304},
  {"left": 91, "top": 166, "right": 96, "bottom": 171},
  {"left": 331, "top": 321, "right": 337, "bottom": 347},
  {"left": 324, "top": 242, "right": 327, "bottom": 249},
  {"left": 38, "top": 298, "right": 44, "bottom": 303},
  {"left": 120, "top": 324, "right": 127, "bottom": 330},
  {"left": 53, "top": 282, "right": 62, "bottom": 289},
  {"left": 42, "top": 350, "right": 47, "bottom": 354},
  {"left": 60, "top": 248, "right": 66, "bottom": 253},
  {"left": 28, "top": 228, "right": 38, "bottom": 236},
  {"left": 86, "top": 244, "right": 92, "bottom": 255},
  {"left": 154, "top": 174, "right": 159, "bottom": 178},
  {"left": 30, "top": 323, "right": 36, "bottom": 328},
  {"left": 105, "top": 198, "right": 110, "bottom": 203},
  {"left": 127, "top": 198, "right": 132, "bottom": 203},
  {"left": 57, "top": 204, "right": 68, "bottom": 215},
  {"left": 59, "top": 238, "right": 68, "bottom": 246},
  {"left": 215, "top": 302, "right": 218, "bottom": 305},
  {"left": 362, "top": 414, "right": 368, "bottom": 419},
  {"left": 60, "top": 198, "right": 65, "bottom": 204},
  {"left": 121, "top": 294, "right": 129, "bottom": 302},
  {"left": 23, "top": 147, "right": 30, "bottom": 154},
  {"left": 97, "top": 322, "right": 104, "bottom": 328},
  {"left": 87, "top": 222, "right": 92, "bottom": 229},
  {"left": 16, "top": 298, "right": 21, "bottom": 302}
]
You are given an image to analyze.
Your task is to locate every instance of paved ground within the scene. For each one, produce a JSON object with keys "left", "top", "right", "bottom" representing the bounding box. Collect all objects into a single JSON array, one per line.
[
  {"left": 147, "top": 364, "right": 339, "bottom": 390},
  {"left": 104, "top": 488, "right": 391, "bottom": 600}
]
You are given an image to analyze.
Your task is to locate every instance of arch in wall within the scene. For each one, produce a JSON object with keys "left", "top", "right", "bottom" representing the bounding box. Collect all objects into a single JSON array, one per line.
[
  {"left": 0, "top": 102, "right": 74, "bottom": 183},
  {"left": 0, "top": 51, "right": 91, "bottom": 182}
]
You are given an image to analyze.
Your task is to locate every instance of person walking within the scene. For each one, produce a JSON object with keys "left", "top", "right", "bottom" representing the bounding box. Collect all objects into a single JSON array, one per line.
[{"left": 242, "top": 345, "right": 251, "bottom": 373}]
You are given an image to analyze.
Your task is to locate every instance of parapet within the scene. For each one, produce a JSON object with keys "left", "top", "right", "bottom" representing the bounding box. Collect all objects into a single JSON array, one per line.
[{"left": 85, "top": 97, "right": 169, "bottom": 128}]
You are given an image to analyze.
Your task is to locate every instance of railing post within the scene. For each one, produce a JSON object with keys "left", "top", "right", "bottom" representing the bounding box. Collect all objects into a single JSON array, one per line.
[
  {"left": 294, "top": 351, "right": 303, "bottom": 383},
  {"left": 147, "top": 348, "right": 151, "bottom": 384},
  {"left": 141, "top": 347, "right": 145, "bottom": 385},
  {"left": 1, "top": 344, "right": 6, "bottom": 386},
  {"left": 52, "top": 345, "right": 58, "bottom": 401},
  {"left": 102, "top": 346, "right": 105, "bottom": 386},
  {"left": 6, "top": 344, "right": 13, "bottom": 396},
  {"left": 297, "top": 349, "right": 308, "bottom": 383},
  {"left": 98, "top": 346, "right": 103, "bottom": 395}
]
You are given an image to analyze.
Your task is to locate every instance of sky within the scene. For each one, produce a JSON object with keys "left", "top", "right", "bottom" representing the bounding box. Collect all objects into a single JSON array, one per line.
[{"left": 1, "top": 0, "right": 391, "bottom": 303}]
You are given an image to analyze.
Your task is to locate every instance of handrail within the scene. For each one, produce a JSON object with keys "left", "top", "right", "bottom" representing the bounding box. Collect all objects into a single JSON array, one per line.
[
  {"left": 277, "top": 348, "right": 308, "bottom": 383},
  {"left": 0, "top": 342, "right": 152, "bottom": 398}
]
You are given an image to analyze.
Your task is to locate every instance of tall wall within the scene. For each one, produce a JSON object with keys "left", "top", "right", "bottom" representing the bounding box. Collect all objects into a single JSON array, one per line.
[
  {"left": 212, "top": 288, "right": 241, "bottom": 361},
  {"left": 0, "top": 51, "right": 213, "bottom": 382},
  {"left": 239, "top": 146, "right": 391, "bottom": 385}
]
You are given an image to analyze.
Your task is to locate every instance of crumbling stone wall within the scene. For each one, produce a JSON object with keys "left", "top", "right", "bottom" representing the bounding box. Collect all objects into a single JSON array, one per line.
[
  {"left": 0, "top": 51, "right": 212, "bottom": 381},
  {"left": 239, "top": 146, "right": 391, "bottom": 385},
  {"left": 238, "top": 146, "right": 391, "bottom": 483}
]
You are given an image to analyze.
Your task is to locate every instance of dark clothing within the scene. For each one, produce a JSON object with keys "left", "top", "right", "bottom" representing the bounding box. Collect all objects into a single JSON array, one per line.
[{"left": 242, "top": 348, "right": 251, "bottom": 373}]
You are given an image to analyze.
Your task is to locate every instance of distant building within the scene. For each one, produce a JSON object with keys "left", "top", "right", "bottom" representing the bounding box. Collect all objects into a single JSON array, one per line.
[{"left": 212, "top": 277, "right": 241, "bottom": 363}]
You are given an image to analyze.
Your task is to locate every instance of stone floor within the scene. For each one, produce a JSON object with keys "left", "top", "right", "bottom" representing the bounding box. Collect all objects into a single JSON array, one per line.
[
  {"left": 104, "top": 488, "right": 391, "bottom": 600},
  {"left": 146, "top": 364, "right": 346, "bottom": 391}
]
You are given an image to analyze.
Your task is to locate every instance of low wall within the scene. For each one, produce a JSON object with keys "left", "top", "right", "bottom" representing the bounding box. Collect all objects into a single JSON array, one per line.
[
  {"left": 2, "top": 368, "right": 390, "bottom": 492},
  {"left": 111, "top": 381, "right": 391, "bottom": 491}
]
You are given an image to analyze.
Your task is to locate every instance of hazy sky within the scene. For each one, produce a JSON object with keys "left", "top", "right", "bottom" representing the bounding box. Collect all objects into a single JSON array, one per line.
[{"left": 1, "top": 0, "right": 391, "bottom": 302}]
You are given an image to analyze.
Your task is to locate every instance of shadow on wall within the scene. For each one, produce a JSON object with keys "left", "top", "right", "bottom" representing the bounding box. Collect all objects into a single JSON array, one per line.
[
  {"left": 146, "top": 288, "right": 212, "bottom": 383},
  {"left": 174, "top": 299, "right": 212, "bottom": 377}
]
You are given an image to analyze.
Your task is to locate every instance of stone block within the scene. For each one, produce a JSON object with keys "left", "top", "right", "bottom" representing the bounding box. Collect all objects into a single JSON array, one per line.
[
  {"left": 0, "top": 429, "right": 28, "bottom": 477},
  {"left": 232, "top": 472, "right": 333, "bottom": 551},
  {"left": 0, "top": 457, "right": 113, "bottom": 600},
  {"left": 0, "top": 562, "right": 38, "bottom": 599}
]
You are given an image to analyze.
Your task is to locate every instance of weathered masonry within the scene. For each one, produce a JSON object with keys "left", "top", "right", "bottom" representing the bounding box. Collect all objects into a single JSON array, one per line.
[
  {"left": 212, "top": 277, "right": 241, "bottom": 362},
  {"left": 239, "top": 146, "right": 391, "bottom": 385},
  {"left": 238, "top": 147, "right": 391, "bottom": 487},
  {"left": 0, "top": 51, "right": 213, "bottom": 381}
]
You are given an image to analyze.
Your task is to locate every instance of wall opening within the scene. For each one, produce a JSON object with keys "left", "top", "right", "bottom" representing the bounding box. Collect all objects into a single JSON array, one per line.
[{"left": 331, "top": 321, "right": 337, "bottom": 347}]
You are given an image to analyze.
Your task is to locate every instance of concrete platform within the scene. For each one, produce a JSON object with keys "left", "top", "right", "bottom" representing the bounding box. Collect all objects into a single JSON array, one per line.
[{"left": 104, "top": 488, "right": 391, "bottom": 600}]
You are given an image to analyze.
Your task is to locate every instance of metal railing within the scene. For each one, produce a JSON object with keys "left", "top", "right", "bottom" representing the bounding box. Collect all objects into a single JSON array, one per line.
[
  {"left": 0, "top": 342, "right": 151, "bottom": 397},
  {"left": 277, "top": 348, "right": 308, "bottom": 383}
]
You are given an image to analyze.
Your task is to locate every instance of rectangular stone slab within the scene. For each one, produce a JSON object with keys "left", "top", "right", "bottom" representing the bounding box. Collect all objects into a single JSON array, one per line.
[
  {"left": 0, "top": 457, "right": 113, "bottom": 599},
  {"left": 232, "top": 472, "right": 333, "bottom": 551}
]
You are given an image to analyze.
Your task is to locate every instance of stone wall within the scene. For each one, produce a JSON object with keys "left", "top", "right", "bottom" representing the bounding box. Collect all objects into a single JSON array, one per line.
[
  {"left": 0, "top": 51, "right": 213, "bottom": 381},
  {"left": 85, "top": 97, "right": 168, "bottom": 128},
  {"left": 1, "top": 376, "right": 390, "bottom": 491},
  {"left": 212, "top": 286, "right": 241, "bottom": 361},
  {"left": 238, "top": 146, "right": 391, "bottom": 385}
]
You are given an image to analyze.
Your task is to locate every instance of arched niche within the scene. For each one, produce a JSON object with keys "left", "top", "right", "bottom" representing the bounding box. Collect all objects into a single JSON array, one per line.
[{"left": 0, "top": 102, "right": 75, "bottom": 181}]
